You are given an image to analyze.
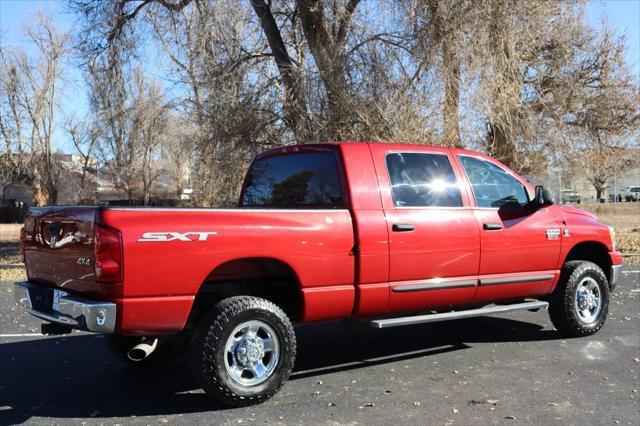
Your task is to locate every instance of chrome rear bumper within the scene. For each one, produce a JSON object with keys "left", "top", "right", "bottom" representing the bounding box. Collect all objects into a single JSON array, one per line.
[{"left": 14, "top": 281, "right": 116, "bottom": 333}]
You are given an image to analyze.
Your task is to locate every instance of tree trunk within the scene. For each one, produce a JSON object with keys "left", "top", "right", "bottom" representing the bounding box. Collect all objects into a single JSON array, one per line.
[
  {"left": 485, "top": 1, "right": 519, "bottom": 169},
  {"left": 251, "top": 0, "right": 312, "bottom": 143},
  {"left": 486, "top": 121, "right": 517, "bottom": 167},
  {"left": 442, "top": 42, "right": 462, "bottom": 148},
  {"left": 296, "top": 0, "right": 358, "bottom": 140}
]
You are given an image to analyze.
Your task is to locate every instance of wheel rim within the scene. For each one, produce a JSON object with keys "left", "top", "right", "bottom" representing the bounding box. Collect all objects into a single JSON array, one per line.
[
  {"left": 224, "top": 320, "right": 280, "bottom": 387},
  {"left": 574, "top": 277, "right": 603, "bottom": 324}
]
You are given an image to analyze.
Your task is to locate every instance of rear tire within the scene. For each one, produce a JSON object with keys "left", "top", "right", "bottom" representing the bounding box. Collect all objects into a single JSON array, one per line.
[
  {"left": 549, "top": 261, "right": 609, "bottom": 337},
  {"left": 190, "top": 296, "right": 296, "bottom": 407}
]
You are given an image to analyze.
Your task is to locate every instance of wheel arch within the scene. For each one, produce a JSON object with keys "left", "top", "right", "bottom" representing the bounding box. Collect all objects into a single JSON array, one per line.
[
  {"left": 187, "top": 257, "right": 304, "bottom": 326},
  {"left": 563, "top": 241, "right": 612, "bottom": 284}
]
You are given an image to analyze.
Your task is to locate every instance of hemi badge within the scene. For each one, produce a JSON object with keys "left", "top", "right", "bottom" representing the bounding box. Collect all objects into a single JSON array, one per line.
[{"left": 546, "top": 229, "right": 561, "bottom": 240}]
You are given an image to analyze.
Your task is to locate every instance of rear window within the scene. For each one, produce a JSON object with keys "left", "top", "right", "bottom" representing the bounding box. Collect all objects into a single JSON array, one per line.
[{"left": 241, "top": 151, "right": 344, "bottom": 208}]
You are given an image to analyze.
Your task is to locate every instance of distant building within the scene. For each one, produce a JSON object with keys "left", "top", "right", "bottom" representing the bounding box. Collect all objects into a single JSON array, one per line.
[{"left": 1, "top": 153, "right": 190, "bottom": 207}]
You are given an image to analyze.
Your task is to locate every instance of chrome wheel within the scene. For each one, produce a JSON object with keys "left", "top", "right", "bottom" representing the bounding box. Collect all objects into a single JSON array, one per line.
[
  {"left": 575, "top": 277, "right": 602, "bottom": 324},
  {"left": 224, "top": 320, "right": 280, "bottom": 386}
]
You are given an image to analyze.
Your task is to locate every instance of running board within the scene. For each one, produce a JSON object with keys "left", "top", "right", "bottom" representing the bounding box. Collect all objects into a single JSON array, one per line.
[{"left": 369, "top": 300, "right": 549, "bottom": 329}]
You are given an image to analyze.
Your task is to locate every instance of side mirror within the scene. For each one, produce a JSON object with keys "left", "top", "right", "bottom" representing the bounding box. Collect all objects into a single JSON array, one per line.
[
  {"left": 534, "top": 185, "right": 554, "bottom": 207},
  {"left": 535, "top": 186, "right": 545, "bottom": 205}
]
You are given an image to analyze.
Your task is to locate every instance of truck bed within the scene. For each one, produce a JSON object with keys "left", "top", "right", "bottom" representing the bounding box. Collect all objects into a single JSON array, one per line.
[{"left": 23, "top": 206, "right": 356, "bottom": 331}]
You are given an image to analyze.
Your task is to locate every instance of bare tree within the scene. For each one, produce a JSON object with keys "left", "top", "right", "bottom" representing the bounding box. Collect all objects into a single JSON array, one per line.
[
  {"left": 410, "top": 0, "right": 474, "bottom": 148},
  {"left": 65, "top": 117, "right": 99, "bottom": 203},
  {"left": 158, "top": 115, "right": 195, "bottom": 200},
  {"left": 0, "top": 53, "right": 30, "bottom": 198},
  {"left": 66, "top": 0, "right": 639, "bottom": 206},
  {"left": 131, "top": 71, "right": 168, "bottom": 205},
  {"left": 567, "top": 29, "right": 640, "bottom": 199},
  {"left": 146, "top": 0, "right": 290, "bottom": 205},
  {"left": 85, "top": 48, "right": 139, "bottom": 203},
  {"left": 0, "top": 13, "right": 69, "bottom": 205}
]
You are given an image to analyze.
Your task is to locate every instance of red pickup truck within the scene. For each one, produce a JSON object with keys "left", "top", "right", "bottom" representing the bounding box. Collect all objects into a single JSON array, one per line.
[{"left": 15, "top": 142, "right": 622, "bottom": 406}]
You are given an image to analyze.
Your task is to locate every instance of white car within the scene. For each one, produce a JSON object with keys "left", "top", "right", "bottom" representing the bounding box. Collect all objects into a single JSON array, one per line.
[
  {"left": 621, "top": 186, "right": 640, "bottom": 202},
  {"left": 560, "top": 189, "right": 581, "bottom": 204}
]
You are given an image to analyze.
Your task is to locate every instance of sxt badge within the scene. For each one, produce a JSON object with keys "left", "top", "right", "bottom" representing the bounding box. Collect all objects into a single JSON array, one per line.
[{"left": 138, "top": 232, "right": 218, "bottom": 242}]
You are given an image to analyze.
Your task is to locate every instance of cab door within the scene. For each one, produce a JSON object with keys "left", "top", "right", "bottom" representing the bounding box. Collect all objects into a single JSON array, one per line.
[
  {"left": 455, "top": 154, "right": 563, "bottom": 303},
  {"left": 369, "top": 145, "right": 481, "bottom": 313}
]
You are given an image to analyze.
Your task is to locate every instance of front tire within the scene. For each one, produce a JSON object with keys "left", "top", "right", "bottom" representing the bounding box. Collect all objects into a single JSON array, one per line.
[
  {"left": 549, "top": 261, "right": 609, "bottom": 337},
  {"left": 190, "top": 296, "right": 296, "bottom": 407}
]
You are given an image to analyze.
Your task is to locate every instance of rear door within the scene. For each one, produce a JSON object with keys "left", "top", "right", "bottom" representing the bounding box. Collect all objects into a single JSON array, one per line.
[
  {"left": 455, "top": 154, "right": 563, "bottom": 303},
  {"left": 369, "top": 145, "right": 481, "bottom": 313}
]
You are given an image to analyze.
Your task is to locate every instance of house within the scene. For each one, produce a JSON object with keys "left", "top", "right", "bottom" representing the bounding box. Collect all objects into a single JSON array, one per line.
[{"left": 1, "top": 153, "right": 191, "bottom": 208}]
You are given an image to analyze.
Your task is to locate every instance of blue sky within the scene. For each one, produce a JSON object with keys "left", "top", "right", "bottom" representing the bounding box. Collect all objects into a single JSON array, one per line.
[
  {"left": 586, "top": 0, "right": 640, "bottom": 78},
  {"left": 1, "top": 0, "right": 639, "bottom": 152}
]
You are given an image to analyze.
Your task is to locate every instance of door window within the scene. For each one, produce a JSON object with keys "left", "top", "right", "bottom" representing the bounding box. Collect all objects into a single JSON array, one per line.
[
  {"left": 459, "top": 156, "right": 529, "bottom": 208},
  {"left": 386, "top": 152, "right": 463, "bottom": 207}
]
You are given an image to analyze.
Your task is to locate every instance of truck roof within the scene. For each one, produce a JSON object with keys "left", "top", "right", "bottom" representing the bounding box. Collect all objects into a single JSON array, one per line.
[{"left": 256, "top": 141, "right": 492, "bottom": 161}]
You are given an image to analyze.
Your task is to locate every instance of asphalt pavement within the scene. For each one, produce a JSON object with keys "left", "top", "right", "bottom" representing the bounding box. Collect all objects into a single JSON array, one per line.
[{"left": 1, "top": 268, "right": 639, "bottom": 425}]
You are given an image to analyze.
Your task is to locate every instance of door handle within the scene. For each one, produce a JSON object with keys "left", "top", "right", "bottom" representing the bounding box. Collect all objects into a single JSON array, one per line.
[
  {"left": 392, "top": 223, "right": 415, "bottom": 232},
  {"left": 483, "top": 223, "right": 503, "bottom": 231}
]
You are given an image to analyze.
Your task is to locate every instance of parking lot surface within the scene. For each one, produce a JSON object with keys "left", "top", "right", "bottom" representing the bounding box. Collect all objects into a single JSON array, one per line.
[{"left": 1, "top": 268, "right": 639, "bottom": 425}]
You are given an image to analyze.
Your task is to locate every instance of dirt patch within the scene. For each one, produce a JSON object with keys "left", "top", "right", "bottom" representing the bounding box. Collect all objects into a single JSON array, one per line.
[
  {"left": 0, "top": 224, "right": 22, "bottom": 243},
  {"left": 582, "top": 202, "right": 640, "bottom": 262},
  {"left": 1, "top": 225, "right": 25, "bottom": 279},
  {"left": 1, "top": 266, "right": 26, "bottom": 281}
]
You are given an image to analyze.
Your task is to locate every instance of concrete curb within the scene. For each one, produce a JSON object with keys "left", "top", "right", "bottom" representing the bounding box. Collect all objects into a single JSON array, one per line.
[{"left": 0, "top": 264, "right": 24, "bottom": 269}]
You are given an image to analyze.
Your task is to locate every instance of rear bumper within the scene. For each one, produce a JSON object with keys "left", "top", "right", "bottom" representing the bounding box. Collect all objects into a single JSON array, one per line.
[{"left": 14, "top": 281, "right": 116, "bottom": 333}]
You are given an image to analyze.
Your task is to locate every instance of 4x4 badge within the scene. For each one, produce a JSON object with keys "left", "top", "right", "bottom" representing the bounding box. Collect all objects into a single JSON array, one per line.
[{"left": 77, "top": 257, "right": 91, "bottom": 266}]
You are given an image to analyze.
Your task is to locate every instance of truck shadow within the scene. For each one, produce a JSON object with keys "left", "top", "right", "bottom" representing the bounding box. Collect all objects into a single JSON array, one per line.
[{"left": 0, "top": 316, "right": 559, "bottom": 423}]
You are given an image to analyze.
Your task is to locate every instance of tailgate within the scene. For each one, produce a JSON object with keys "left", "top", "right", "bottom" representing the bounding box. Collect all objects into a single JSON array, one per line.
[{"left": 24, "top": 206, "right": 98, "bottom": 289}]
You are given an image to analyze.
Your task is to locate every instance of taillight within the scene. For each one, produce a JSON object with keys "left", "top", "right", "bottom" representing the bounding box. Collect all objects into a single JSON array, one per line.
[
  {"left": 94, "top": 225, "right": 123, "bottom": 283},
  {"left": 19, "top": 226, "right": 26, "bottom": 263}
]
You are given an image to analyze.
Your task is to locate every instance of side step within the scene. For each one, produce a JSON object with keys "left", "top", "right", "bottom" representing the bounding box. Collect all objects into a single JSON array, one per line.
[{"left": 369, "top": 300, "right": 549, "bottom": 329}]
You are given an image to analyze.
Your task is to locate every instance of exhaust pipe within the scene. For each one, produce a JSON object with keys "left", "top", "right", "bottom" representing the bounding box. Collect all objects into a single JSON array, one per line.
[{"left": 127, "top": 338, "right": 158, "bottom": 362}]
